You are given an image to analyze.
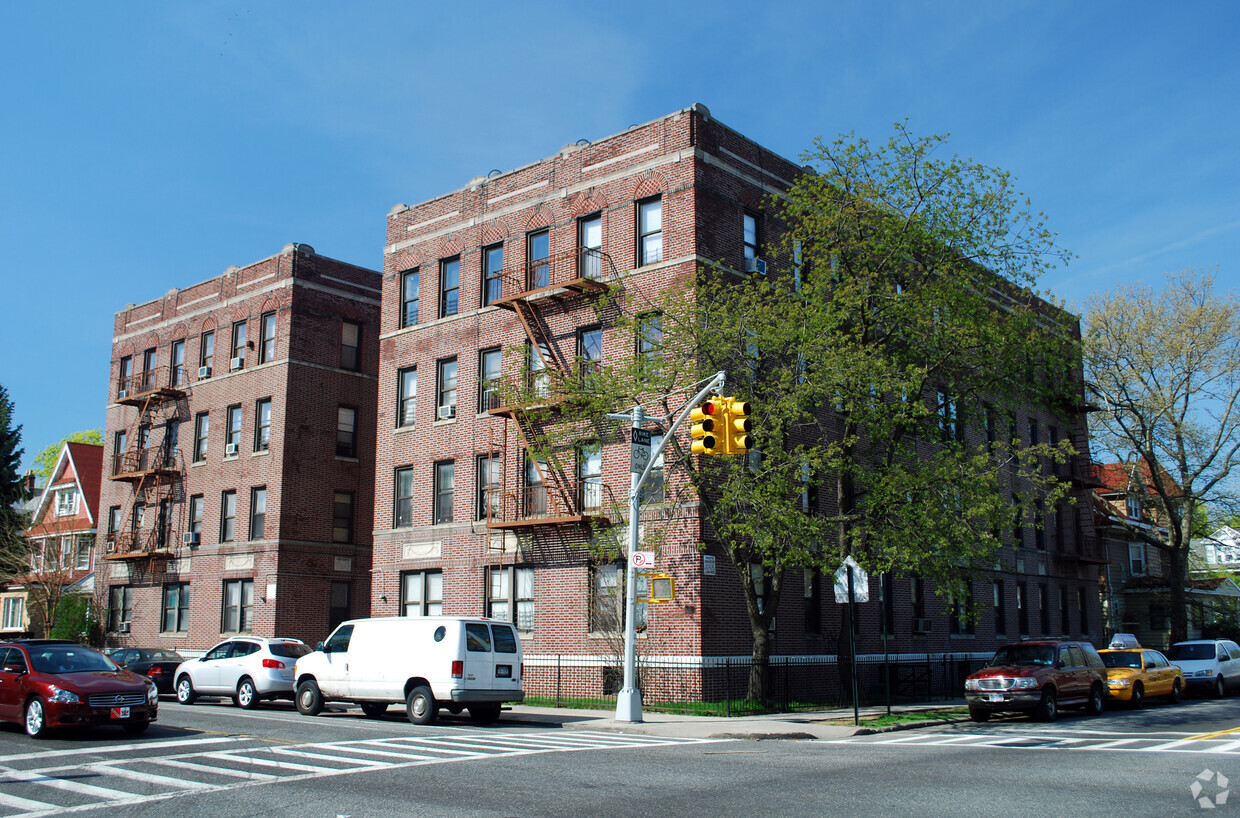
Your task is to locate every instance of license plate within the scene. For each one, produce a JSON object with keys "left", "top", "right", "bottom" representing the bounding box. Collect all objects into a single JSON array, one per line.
[
  {"left": 987, "top": 693, "right": 1005, "bottom": 703},
  {"left": 496, "top": 665, "right": 511, "bottom": 678},
  {"left": 110, "top": 706, "right": 130, "bottom": 719}
]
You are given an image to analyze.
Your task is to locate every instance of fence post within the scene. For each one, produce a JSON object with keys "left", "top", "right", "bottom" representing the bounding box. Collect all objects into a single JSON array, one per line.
[
  {"left": 556, "top": 654, "right": 561, "bottom": 708},
  {"left": 726, "top": 658, "right": 731, "bottom": 718},
  {"left": 784, "top": 656, "right": 790, "bottom": 710}
]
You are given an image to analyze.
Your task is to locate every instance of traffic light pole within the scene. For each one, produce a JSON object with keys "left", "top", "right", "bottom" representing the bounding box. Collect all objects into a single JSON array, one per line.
[{"left": 611, "top": 370, "right": 727, "bottom": 723}]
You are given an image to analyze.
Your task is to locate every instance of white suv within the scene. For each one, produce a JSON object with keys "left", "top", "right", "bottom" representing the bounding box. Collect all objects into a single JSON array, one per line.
[
  {"left": 1166, "top": 639, "right": 1240, "bottom": 698},
  {"left": 174, "top": 637, "right": 311, "bottom": 709}
]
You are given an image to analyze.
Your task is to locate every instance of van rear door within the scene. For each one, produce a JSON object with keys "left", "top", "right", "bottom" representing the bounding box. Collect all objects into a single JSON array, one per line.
[
  {"left": 463, "top": 622, "right": 495, "bottom": 689},
  {"left": 490, "top": 623, "right": 522, "bottom": 695}
]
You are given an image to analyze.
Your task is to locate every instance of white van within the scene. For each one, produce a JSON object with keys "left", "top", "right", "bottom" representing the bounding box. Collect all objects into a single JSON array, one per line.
[{"left": 292, "top": 616, "right": 524, "bottom": 725}]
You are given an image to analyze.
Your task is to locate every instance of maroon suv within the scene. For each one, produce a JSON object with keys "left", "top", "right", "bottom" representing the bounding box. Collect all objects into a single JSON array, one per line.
[{"left": 965, "top": 640, "right": 1107, "bottom": 722}]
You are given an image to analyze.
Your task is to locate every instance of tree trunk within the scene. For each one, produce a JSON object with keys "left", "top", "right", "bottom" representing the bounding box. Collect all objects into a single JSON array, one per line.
[
  {"left": 1167, "top": 544, "right": 1189, "bottom": 644},
  {"left": 748, "top": 622, "right": 771, "bottom": 702}
]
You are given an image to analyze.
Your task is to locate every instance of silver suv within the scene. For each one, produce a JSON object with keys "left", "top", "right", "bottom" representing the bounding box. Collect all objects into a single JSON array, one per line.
[
  {"left": 174, "top": 637, "right": 311, "bottom": 709},
  {"left": 1166, "top": 639, "right": 1240, "bottom": 698}
]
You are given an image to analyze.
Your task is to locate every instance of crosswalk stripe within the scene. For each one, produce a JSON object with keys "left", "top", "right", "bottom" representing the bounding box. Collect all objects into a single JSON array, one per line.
[
  {"left": 0, "top": 790, "right": 60, "bottom": 814},
  {"left": 1145, "top": 739, "right": 1196, "bottom": 752},
  {"left": 3, "top": 769, "right": 133, "bottom": 800},
  {"left": 89, "top": 763, "right": 218, "bottom": 790},
  {"left": 0, "top": 735, "right": 243, "bottom": 765},
  {"left": 199, "top": 751, "right": 329, "bottom": 774},
  {"left": 145, "top": 757, "right": 279, "bottom": 780},
  {"left": 267, "top": 747, "right": 391, "bottom": 767}
]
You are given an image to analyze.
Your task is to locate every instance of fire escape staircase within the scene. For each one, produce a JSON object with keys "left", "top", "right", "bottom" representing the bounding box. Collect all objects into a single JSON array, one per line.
[{"left": 1052, "top": 403, "right": 1108, "bottom": 565}]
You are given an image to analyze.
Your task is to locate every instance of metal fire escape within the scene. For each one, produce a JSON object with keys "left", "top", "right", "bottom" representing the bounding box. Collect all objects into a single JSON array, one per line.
[
  {"left": 484, "top": 247, "right": 616, "bottom": 531},
  {"left": 1054, "top": 401, "right": 1108, "bottom": 565},
  {"left": 105, "top": 365, "right": 187, "bottom": 561}
]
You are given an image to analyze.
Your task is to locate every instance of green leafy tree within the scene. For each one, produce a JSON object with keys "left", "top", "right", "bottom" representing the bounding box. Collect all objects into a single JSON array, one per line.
[
  {"left": 1084, "top": 270, "right": 1240, "bottom": 643},
  {"left": 527, "top": 124, "right": 1078, "bottom": 701},
  {"left": 0, "top": 384, "right": 29, "bottom": 564},
  {"left": 31, "top": 429, "right": 102, "bottom": 484}
]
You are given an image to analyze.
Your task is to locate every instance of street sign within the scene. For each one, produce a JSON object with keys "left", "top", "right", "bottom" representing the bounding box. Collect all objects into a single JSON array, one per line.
[
  {"left": 637, "top": 572, "right": 675, "bottom": 603},
  {"left": 833, "top": 556, "right": 870, "bottom": 603},
  {"left": 630, "top": 550, "right": 656, "bottom": 570},
  {"left": 630, "top": 428, "right": 652, "bottom": 475}
]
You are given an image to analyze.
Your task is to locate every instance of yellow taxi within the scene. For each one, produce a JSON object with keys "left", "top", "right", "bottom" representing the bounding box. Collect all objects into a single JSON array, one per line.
[{"left": 1099, "top": 647, "right": 1184, "bottom": 707}]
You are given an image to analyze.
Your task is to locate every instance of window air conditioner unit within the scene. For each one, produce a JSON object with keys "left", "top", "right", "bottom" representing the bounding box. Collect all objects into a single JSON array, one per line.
[
  {"left": 912, "top": 618, "right": 932, "bottom": 634},
  {"left": 198, "top": 366, "right": 212, "bottom": 379},
  {"left": 106, "top": 539, "right": 116, "bottom": 553},
  {"left": 182, "top": 531, "right": 200, "bottom": 545},
  {"left": 118, "top": 389, "right": 128, "bottom": 399},
  {"left": 230, "top": 356, "right": 244, "bottom": 371},
  {"left": 118, "top": 622, "right": 131, "bottom": 634},
  {"left": 438, "top": 405, "right": 456, "bottom": 420},
  {"left": 745, "top": 257, "right": 767, "bottom": 275},
  {"left": 225, "top": 443, "right": 238, "bottom": 457}
]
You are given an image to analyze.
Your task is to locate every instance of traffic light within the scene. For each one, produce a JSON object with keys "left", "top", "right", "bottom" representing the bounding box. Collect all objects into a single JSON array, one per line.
[
  {"left": 721, "top": 397, "right": 752, "bottom": 455},
  {"left": 689, "top": 397, "right": 721, "bottom": 455}
]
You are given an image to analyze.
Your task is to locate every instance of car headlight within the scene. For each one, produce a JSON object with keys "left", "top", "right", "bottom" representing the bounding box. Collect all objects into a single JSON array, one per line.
[
  {"left": 147, "top": 683, "right": 159, "bottom": 705},
  {"left": 1108, "top": 679, "right": 1132, "bottom": 687},
  {"left": 1010, "top": 678, "right": 1038, "bottom": 689},
  {"left": 1195, "top": 670, "right": 1214, "bottom": 678},
  {"left": 46, "top": 686, "right": 80, "bottom": 703},
  {"left": 965, "top": 679, "right": 980, "bottom": 691}
]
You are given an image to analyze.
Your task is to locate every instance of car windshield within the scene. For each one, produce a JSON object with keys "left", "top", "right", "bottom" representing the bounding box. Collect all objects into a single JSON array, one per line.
[
  {"left": 31, "top": 646, "right": 118, "bottom": 674},
  {"left": 989, "top": 644, "right": 1055, "bottom": 667},
  {"left": 1167, "top": 643, "right": 1216, "bottom": 661},
  {"left": 1102, "top": 652, "right": 1142, "bottom": 669},
  {"left": 269, "top": 642, "right": 311, "bottom": 659}
]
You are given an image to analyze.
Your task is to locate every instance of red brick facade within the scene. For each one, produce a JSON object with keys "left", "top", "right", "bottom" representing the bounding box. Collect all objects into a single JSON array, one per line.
[{"left": 95, "top": 244, "right": 381, "bottom": 653}]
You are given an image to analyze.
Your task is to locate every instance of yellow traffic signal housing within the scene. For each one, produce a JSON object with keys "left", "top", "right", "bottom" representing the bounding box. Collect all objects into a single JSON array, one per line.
[
  {"left": 721, "top": 397, "right": 752, "bottom": 454},
  {"left": 690, "top": 398, "right": 721, "bottom": 455}
]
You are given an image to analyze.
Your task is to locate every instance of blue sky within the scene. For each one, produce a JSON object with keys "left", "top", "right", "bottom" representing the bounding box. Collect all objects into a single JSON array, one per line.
[{"left": 2, "top": 1, "right": 1237, "bottom": 473}]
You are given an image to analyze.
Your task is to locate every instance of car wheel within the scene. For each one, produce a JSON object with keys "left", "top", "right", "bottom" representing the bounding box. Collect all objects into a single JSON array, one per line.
[
  {"left": 1218, "top": 676, "right": 1227, "bottom": 699},
  {"left": 1130, "top": 682, "right": 1145, "bottom": 709},
  {"left": 1035, "top": 688, "right": 1058, "bottom": 722},
  {"left": 25, "top": 698, "right": 48, "bottom": 738},
  {"left": 968, "top": 706, "right": 990, "bottom": 723},
  {"left": 1086, "top": 683, "right": 1105, "bottom": 716},
  {"left": 176, "top": 676, "right": 196, "bottom": 705},
  {"left": 237, "top": 678, "right": 260, "bottom": 710},
  {"left": 468, "top": 703, "right": 502, "bottom": 725},
  {"left": 123, "top": 720, "right": 150, "bottom": 734},
  {"left": 1169, "top": 679, "right": 1183, "bottom": 704},
  {"left": 360, "top": 702, "right": 388, "bottom": 719},
  {"left": 296, "top": 680, "right": 324, "bottom": 716},
  {"left": 406, "top": 685, "right": 438, "bottom": 725}
]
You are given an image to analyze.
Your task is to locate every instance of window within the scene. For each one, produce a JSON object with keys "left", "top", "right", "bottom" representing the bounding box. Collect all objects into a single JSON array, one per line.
[
  {"left": 188, "top": 495, "right": 204, "bottom": 537},
  {"left": 401, "top": 269, "right": 420, "bottom": 327},
  {"left": 250, "top": 486, "right": 266, "bottom": 540},
  {"left": 1017, "top": 582, "right": 1029, "bottom": 635},
  {"left": 487, "top": 565, "right": 534, "bottom": 630},
  {"left": 800, "top": 464, "right": 816, "bottom": 514},
  {"left": 1126, "top": 495, "right": 1142, "bottom": 521},
  {"left": 394, "top": 467, "right": 413, "bottom": 528},
  {"left": 911, "top": 577, "right": 926, "bottom": 621},
  {"left": 222, "top": 579, "right": 254, "bottom": 633},
  {"left": 527, "top": 229, "right": 550, "bottom": 289},
  {"left": 524, "top": 451, "right": 546, "bottom": 516},
  {"left": 108, "top": 586, "right": 133, "bottom": 632},
  {"left": 642, "top": 434, "right": 665, "bottom": 503},
  {"left": 638, "top": 197, "right": 662, "bottom": 266},
  {"left": 591, "top": 562, "right": 645, "bottom": 632},
  {"left": 220, "top": 490, "right": 236, "bottom": 542},
  {"left": 437, "top": 358, "right": 457, "bottom": 420},
  {"left": 164, "top": 419, "right": 180, "bottom": 466},
  {"left": 329, "top": 582, "right": 351, "bottom": 632},
  {"left": 578, "top": 442, "right": 602, "bottom": 514},
  {"left": 439, "top": 256, "right": 460, "bottom": 318},
  {"left": 479, "top": 349, "right": 500, "bottom": 413},
  {"left": 336, "top": 406, "right": 357, "bottom": 457},
  {"left": 400, "top": 570, "right": 442, "bottom": 616},
  {"left": 74, "top": 536, "right": 91, "bottom": 570},
  {"left": 937, "top": 390, "right": 961, "bottom": 443},
  {"left": 225, "top": 404, "right": 242, "bottom": 454},
  {"left": 193, "top": 412, "right": 209, "bottom": 462},
  {"left": 2, "top": 597, "right": 24, "bottom": 630},
  {"left": 578, "top": 327, "right": 602, "bottom": 384},
  {"left": 108, "top": 505, "right": 121, "bottom": 538},
  {"left": 1034, "top": 501, "right": 1045, "bottom": 550},
  {"left": 1059, "top": 587, "right": 1071, "bottom": 635},
  {"left": 112, "top": 430, "right": 126, "bottom": 475},
  {"left": 528, "top": 342, "right": 550, "bottom": 398},
  {"left": 950, "top": 581, "right": 974, "bottom": 635},
  {"left": 1078, "top": 588, "right": 1089, "bottom": 633},
  {"left": 118, "top": 355, "right": 132, "bottom": 397},
  {"left": 200, "top": 331, "right": 214, "bottom": 375},
  {"left": 340, "top": 321, "right": 360, "bottom": 371},
  {"left": 637, "top": 312, "right": 662, "bottom": 362},
  {"left": 55, "top": 488, "right": 78, "bottom": 517},
  {"left": 255, "top": 398, "right": 272, "bottom": 452},
  {"left": 333, "top": 492, "right": 353, "bottom": 543},
  {"left": 397, "top": 367, "right": 418, "bottom": 426},
  {"left": 482, "top": 244, "right": 504, "bottom": 306},
  {"left": 434, "top": 461, "right": 454, "bottom": 524},
  {"left": 230, "top": 320, "right": 247, "bottom": 367},
  {"left": 579, "top": 214, "right": 602, "bottom": 279},
  {"left": 1027, "top": 418, "right": 1039, "bottom": 446},
  {"left": 163, "top": 583, "right": 190, "bottom": 633},
  {"left": 259, "top": 312, "right": 276, "bottom": 363},
  {"left": 1129, "top": 543, "right": 1146, "bottom": 576},
  {"left": 1039, "top": 584, "right": 1050, "bottom": 635},
  {"left": 804, "top": 568, "right": 821, "bottom": 633},
  {"left": 171, "top": 339, "right": 186, "bottom": 386},
  {"left": 983, "top": 404, "right": 997, "bottom": 447},
  {"left": 59, "top": 536, "right": 73, "bottom": 568},
  {"left": 994, "top": 580, "right": 1007, "bottom": 635},
  {"left": 139, "top": 348, "right": 157, "bottom": 391},
  {"left": 743, "top": 212, "right": 759, "bottom": 263},
  {"left": 476, "top": 455, "right": 500, "bottom": 521}
]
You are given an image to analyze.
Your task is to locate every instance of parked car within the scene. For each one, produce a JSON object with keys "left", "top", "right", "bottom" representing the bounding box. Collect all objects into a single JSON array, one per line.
[
  {"left": 1166, "top": 639, "right": 1240, "bottom": 698},
  {"left": 964, "top": 640, "right": 1107, "bottom": 722},
  {"left": 174, "top": 637, "right": 311, "bottom": 709},
  {"left": 108, "top": 647, "right": 186, "bottom": 695},
  {"left": 1099, "top": 647, "right": 1184, "bottom": 706},
  {"left": 294, "top": 616, "right": 524, "bottom": 725},
  {"left": 0, "top": 639, "right": 158, "bottom": 738}
]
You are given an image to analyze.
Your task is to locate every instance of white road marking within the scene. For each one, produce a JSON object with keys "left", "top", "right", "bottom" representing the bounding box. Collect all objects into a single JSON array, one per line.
[
  {"left": 144, "top": 757, "right": 279, "bottom": 780},
  {"left": 0, "top": 735, "right": 243, "bottom": 764},
  {"left": 1, "top": 768, "right": 132, "bottom": 800},
  {"left": 86, "top": 763, "right": 217, "bottom": 790},
  {"left": 0, "top": 791, "right": 59, "bottom": 814}
]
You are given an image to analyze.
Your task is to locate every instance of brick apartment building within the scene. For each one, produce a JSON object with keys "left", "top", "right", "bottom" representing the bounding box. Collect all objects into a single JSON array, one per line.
[
  {"left": 372, "top": 104, "right": 1106, "bottom": 703},
  {"left": 96, "top": 244, "right": 381, "bottom": 651}
]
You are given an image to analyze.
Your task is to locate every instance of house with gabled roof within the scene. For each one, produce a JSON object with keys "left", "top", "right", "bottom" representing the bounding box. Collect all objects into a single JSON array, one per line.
[{"left": 1, "top": 441, "right": 103, "bottom": 637}]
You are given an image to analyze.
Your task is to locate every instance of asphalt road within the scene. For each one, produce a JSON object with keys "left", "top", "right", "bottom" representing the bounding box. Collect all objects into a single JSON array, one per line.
[{"left": 1, "top": 693, "right": 1238, "bottom": 817}]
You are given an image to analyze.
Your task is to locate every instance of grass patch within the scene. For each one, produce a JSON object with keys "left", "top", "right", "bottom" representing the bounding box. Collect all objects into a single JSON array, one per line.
[
  {"left": 521, "top": 696, "right": 840, "bottom": 717},
  {"left": 824, "top": 707, "right": 970, "bottom": 727}
]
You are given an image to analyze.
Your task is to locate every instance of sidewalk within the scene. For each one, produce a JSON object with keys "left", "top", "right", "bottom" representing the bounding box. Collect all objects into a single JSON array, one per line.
[{"left": 501, "top": 700, "right": 969, "bottom": 740}]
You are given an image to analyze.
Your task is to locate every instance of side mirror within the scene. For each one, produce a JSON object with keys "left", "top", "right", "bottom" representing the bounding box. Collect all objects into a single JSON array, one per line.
[
  {"left": 317, "top": 641, "right": 328, "bottom": 653},
  {"left": 3, "top": 664, "right": 25, "bottom": 675}
]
